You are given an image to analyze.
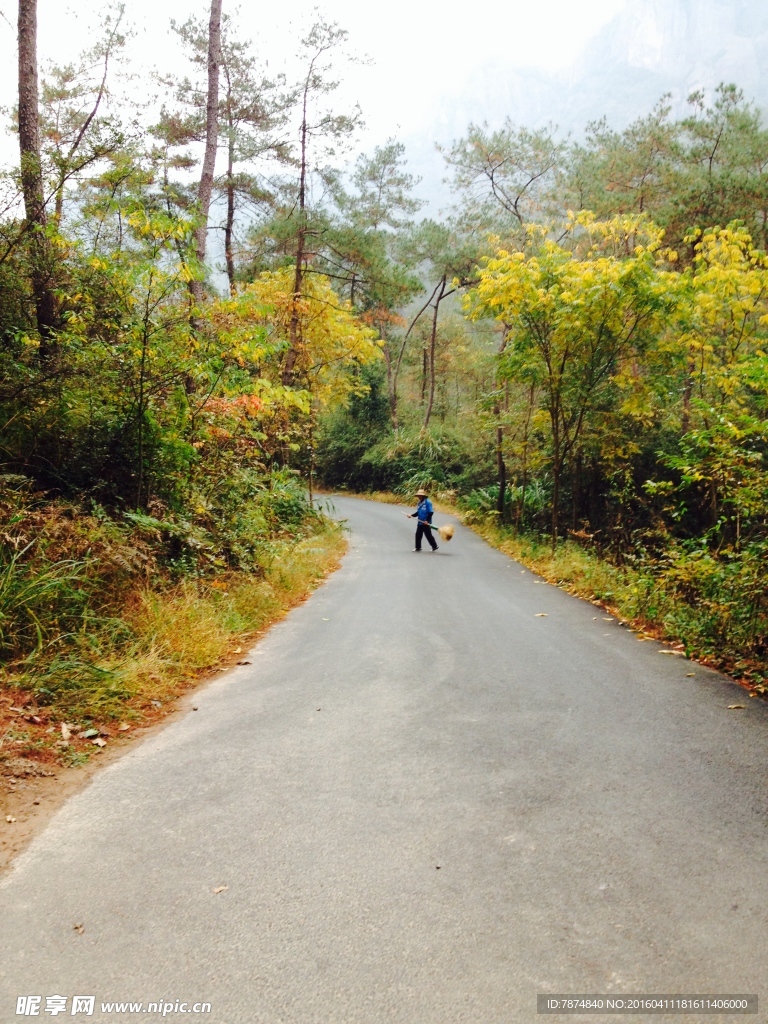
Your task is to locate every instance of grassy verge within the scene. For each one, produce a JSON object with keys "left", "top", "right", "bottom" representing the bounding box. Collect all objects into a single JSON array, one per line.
[
  {"left": 0, "top": 523, "right": 346, "bottom": 772},
  {"left": 471, "top": 522, "right": 765, "bottom": 694}
]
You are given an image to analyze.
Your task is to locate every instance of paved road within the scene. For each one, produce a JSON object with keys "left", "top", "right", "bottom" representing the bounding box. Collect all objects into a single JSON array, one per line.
[{"left": 1, "top": 496, "right": 767, "bottom": 1024}]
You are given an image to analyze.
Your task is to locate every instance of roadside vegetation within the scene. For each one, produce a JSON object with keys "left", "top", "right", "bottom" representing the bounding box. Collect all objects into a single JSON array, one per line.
[
  {"left": 1, "top": 500, "right": 344, "bottom": 768},
  {"left": 2, "top": 0, "right": 767, "bottom": 786},
  {"left": 317, "top": 89, "right": 768, "bottom": 694},
  {"left": 470, "top": 524, "right": 765, "bottom": 690},
  {"left": 2, "top": 3, "right": 380, "bottom": 769}
]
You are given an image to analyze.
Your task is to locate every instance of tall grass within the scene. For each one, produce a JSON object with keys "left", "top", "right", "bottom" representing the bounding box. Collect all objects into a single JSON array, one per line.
[
  {"left": 8, "top": 526, "right": 346, "bottom": 725},
  {"left": 1, "top": 475, "right": 345, "bottom": 762},
  {"left": 0, "top": 543, "right": 87, "bottom": 653}
]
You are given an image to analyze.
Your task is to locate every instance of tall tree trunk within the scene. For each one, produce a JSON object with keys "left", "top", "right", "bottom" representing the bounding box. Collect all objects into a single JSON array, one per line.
[
  {"left": 222, "top": 63, "right": 236, "bottom": 296},
  {"left": 224, "top": 122, "right": 236, "bottom": 295},
  {"left": 517, "top": 455, "right": 528, "bottom": 534},
  {"left": 283, "top": 78, "right": 310, "bottom": 385},
  {"left": 572, "top": 448, "right": 582, "bottom": 531},
  {"left": 382, "top": 341, "right": 398, "bottom": 430},
  {"left": 394, "top": 280, "right": 441, "bottom": 430},
  {"left": 307, "top": 400, "right": 315, "bottom": 509},
  {"left": 18, "top": 0, "right": 44, "bottom": 226},
  {"left": 190, "top": 0, "right": 222, "bottom": 304},
  {"left": 550, "top": 406, "right": 561, "bottom": 551},
  {"left": 551, "top": 459, "right": 560, "bottom": 552},
  {"left": 681, "top": 352, "right": 695, "bottom": 434},
  {"left": 390, "top": 348, "right": 402, "bottom": 430},
  {"left": 18, "top": 0, "right": 56, "bottom": 357},
  {"left": 495, "top": 326, "right": 509, "bottom": 521},
  {"left": 423, "top": 276, "right": 445, "bottom": 430},
  {"left": 516, "top": 384, "right": 535, "bottom": 534},
  {"left": 495, "top": 407, "right": 506, "bottom": 521}
]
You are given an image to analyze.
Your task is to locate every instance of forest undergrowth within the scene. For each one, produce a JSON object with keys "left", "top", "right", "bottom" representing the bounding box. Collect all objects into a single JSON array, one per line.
[{"left": 0, "top": 487, "right": 346, "bottom": 773}]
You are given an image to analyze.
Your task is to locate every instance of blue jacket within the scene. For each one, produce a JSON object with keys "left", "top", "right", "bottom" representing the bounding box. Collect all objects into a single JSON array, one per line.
[{"left": 415, "top": 497, "right": 433, "bottom": 523}]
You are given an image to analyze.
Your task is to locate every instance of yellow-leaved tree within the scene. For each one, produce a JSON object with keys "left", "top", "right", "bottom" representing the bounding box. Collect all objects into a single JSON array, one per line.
[
  {"left": 679, "top": 224, "right": 768, "bottom": 426},
  {"left": 207, "top": 267, "right": 382, "bottom": 490},
  {"left": 468, "top": 214, "right": 678, "bottom": 546},
  {"left": 660, "top": 224, "right": 768, "bottom": 539}
]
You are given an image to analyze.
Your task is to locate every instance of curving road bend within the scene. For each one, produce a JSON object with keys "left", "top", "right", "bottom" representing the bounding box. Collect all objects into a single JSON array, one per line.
[{"left": 1, "top": 495, "right": 767, "bottom": 1023}]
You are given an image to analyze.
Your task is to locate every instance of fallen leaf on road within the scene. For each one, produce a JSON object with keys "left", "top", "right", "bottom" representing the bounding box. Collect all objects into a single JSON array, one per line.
[
  {"left": 60, "top": 723, "right": 71, "bottom": 740},
  {"left": 236, "top": 660, "right": 252, "bottom": 666},
  {"left": 322, "top": 618, "right": 330, "bottom": 621},
  {"left": 6, "top": 815, "right": 16, "bottom": 823},
  {"left": 73, "top": 923, "right": 84, "bottom": 934},
  {"left": 727, "top": 704, "right": 746, "bottom": 710},
  {"left": 659, "top": 650, "right": 685, "bottom": 656},
  {"left": 212, "top": 885, "right": 229, "bottom": 894},
  {"left": 535, "top": 613, "right": 548, "bottom": 617},
  {"left": 117, "top": 723, "right": 130, "bottom": 732},
  {"left": 686, "top": 673, "right": 695, "bottom": 677},
  {"left": 91, "top": 737, "right": 107, "bottom": 747},
  {"left": 602, "top": 617, "right": 614, "bottom": 622},
  {"left": 233, "top": 647, "right": 243, "bottom": 654}
]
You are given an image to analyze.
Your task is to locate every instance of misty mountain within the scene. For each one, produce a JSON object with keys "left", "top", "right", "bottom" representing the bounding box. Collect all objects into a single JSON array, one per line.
[
  {"left": 406, "top": 0, "right": 768, "bottom": 210},
  {"left": 563, "top": 0, "right": 768, "bottom": 125}
]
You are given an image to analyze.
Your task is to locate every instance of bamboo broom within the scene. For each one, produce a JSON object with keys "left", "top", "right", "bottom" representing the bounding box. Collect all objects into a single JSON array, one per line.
[{"left": 402, "top": 511, "right": 454, "bottom": 542}]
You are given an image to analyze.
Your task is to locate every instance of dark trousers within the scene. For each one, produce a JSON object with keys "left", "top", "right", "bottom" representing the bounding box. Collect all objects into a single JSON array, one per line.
[{"left": 415, "top": 521, "right": 438, "bottom": 550}]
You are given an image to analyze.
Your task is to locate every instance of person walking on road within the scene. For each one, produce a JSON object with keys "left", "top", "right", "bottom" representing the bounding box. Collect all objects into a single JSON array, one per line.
[{"left": 408, "top": 488, "right": 438, "bottom": 552}]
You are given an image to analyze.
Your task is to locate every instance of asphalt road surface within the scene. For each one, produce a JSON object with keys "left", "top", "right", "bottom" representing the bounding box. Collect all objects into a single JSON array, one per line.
[{"left": 1, "top": 495, "right": 767, "bottom": 1024}]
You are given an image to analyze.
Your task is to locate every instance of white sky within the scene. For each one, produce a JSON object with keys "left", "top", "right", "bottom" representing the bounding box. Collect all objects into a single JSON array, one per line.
[
  {"left": 0, "top": 0, "right": 626, "bottom": 154},
  {"left": 0, "top": 0, "right": 627, "bottom": 279}
]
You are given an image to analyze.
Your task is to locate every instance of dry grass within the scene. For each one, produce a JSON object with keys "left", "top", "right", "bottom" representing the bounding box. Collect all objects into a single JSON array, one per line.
[
  {"left": 475, "top": 525, "right": 642, "bottom": 613},
  {"left": 0, "top": 524, "right": 347, "bottom": 771},
  {"left": 123, "top": 531, "right": 344, "bottom": 697},
  {"left": 472, "top": 522, "right": 765, "bottom": 694}
]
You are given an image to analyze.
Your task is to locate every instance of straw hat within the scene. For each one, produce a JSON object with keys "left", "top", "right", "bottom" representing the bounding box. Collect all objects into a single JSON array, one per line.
[{"left": 415, "top": 488, "right": 428, "bottom": 497}]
